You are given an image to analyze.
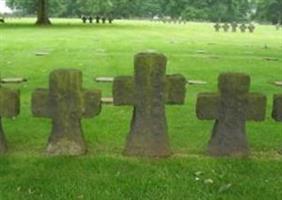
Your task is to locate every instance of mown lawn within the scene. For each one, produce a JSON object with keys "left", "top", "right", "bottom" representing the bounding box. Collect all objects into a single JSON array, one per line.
[{"left": 0, "top": 18, "right": 282, "bottom": 200}]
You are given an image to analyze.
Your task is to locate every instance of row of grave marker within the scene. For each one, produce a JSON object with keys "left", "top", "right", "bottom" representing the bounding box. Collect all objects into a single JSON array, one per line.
[
  {"left": 0, "top": 52, "right": 281, "bottom": 157},
  {"left": 214, "top": 23, "right": 255, "bottom": 33},
  {"left": 81, "top": 16, "right": 114, "bottom": 24}
]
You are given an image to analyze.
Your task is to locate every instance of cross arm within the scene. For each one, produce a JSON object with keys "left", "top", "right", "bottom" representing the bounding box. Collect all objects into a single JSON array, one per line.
[
  {"left": 32, "top": 89, "right": 50, "bottom": 118},
  {"left": 272, "top": 94, "right": 282, "bottom": 121},
  {"left": 0, "top": 88, "right": 20, "bottom": 117},
  {"left": 196, "top": 92, "right": 219, "bottom": 120},
  {"left": 82, "top": 89, "right": 102, "bottom": 118},
  {"left": 246, "top": 93, "right": 267, "bottom": 121},
  {"left": 112, "top": 76, "right": 134, "bottom": 106},
  {"left": 166, "top": 74, "right": 187, "bottom": 104}
]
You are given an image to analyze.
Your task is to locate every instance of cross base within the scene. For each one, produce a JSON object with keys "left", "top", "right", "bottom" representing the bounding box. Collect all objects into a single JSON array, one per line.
[
  {"left": 208, "top": 120, "right": 249, "bottom": 156},
  {"left": 46, "top": 137, "right": 86, "bottom": 156},
  {"left": 124, "top": 137, "right": 171, "bottom": 158},
  {"left": 0, "top": 120, "right": 7, "bottom": 154},
  {"left": 123, "top": 111, "right": 171, "bottom": 158}
]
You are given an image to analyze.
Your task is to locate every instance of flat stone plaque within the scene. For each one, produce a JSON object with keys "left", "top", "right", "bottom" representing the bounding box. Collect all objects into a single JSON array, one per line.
[
  {"left": 1, "top": 78, "right": 27, "bottom": 84},
  {"left": 102, "top": 97, "right": 113, "bottom": 104},
  {"left": 188, "top": 80, "right": 207, "bottom": 85},
  {"left": 95, "top": 77, "right": 114, "bottom": 82}
]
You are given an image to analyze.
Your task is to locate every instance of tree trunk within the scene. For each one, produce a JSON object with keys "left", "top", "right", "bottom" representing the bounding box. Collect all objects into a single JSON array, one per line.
[{"left": 36, "top": 0, "right": 51, "bottom": 25}]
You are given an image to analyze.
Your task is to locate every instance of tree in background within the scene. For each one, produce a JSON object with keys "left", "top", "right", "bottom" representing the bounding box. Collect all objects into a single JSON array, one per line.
[
  {"left": 6, "top": 0, "right": 282, "bottom": 24},
  {"left": 256, "top": 0, "right": 282, "bottom": 24},
  {"left": 7, "top": 0, "right": 51, "bottom": 25}
]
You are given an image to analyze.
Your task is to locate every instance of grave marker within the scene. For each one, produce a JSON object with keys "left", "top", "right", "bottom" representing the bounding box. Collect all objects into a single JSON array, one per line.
[
  {"left": 222, "top": 23, "right": 230, "bottom": 32},
  {"left": 0, "top": 87, "right": 20, "bottom": 153},
  {"left": 113, "top": 52, "right": 186, "bottom": 157},
  {"left": 272, "top": 94, "right": 282, "bottom": 121},
  {"left": 196, "top": 73, "right": 266, "bottom": 156},
  {"left": 240, "top": 23, "right": 247, "bottom": 32},
  {"left": 248, "top": 24, "right": 255, "bottom": 33},
  {"left": 231, "top": 22, "right": 238, "bottom": 32},
  {"left": 32, "top": 69, "right": 101, "bottom": 155},
  {"left": 214, "top": 23, "right": 221, "bottom": 32}
]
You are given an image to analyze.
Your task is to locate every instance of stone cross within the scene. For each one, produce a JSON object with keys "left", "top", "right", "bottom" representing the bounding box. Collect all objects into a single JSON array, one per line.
[
  {"left": 272, "top": 94, "right": 282, "bottom": 121},
  {"left": 222, "top": 23, "right": 230, "bottom": 32},
  {"left": 214, "top": 23, "right": 221, "bottom": 32},
  {"left": 113, "top": 52, "right": 186, "bottom": 157},
  {"left": 231, "top": 22, "right": 238, "bottom": 32},
  {"left": 0, "top": 87, "right": 20, "bottom": 153},
  {"left": 196, "top": 73, "right": 266, "bottom": 156},
  {"left": 32, "top": 69, "right": 101, "bottom": 156},
  {"left": 240, "top": 23, "right": 247, "bottom": 32},
  {"left": 248, "top": 24, "right": 255, "bottom": 33}
]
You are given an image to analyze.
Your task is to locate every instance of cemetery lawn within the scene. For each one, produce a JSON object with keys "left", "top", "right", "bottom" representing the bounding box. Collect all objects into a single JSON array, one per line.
[{"left": 1, "top": 18, "right": 282, "bottom": 200}]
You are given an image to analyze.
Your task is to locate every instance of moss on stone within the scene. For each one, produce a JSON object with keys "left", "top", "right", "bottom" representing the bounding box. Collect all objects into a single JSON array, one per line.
[
  {"left": 32, "top": 89, "right": 50, "bottom": 118},
  {"left": 272, "top": 94, "right": 282, "bottom": 121},
  {"left": 0, "top": 119, "right": 7, "bottom": 154},
  {"left": 113, "top": 76, "right": 134, "bottom": 106},
  {"left": 197, "top": 73, "right": 267, "bottom": 157},
  {"left": 82, "top": 90, "right": 102, "bottom": 118},
  {"left": 46, "top": 137, "right": 86, "bottom": 156},
  {"left": 49, "top": 69, "right": 82, "bottom": 92},
  {"left": 166, "top": 74, "right": 186, "bottom": 104},
  {"left": 32, "top": 69, "right": 101, "bottom": 156},
  {"left": 246, "top": 93, "right": 267, "bottom": 121},
  {"left": 134, "top": 52, "right": 167, "bottom": 75},
  {"left": 196, "top": 92, "right": 219, "bottom": 120},
  {"left": 0, "top": 87, "right": 20, "bottom": 117},
  {"left": 0, "top": 87, "right": 20, "bottom": 154},
  {"left": 219, "top": 73, "right": 250, "bottom": 95}
]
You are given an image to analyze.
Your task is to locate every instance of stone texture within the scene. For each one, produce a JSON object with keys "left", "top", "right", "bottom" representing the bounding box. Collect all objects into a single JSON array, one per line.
[
  {"left": 113, "top": 52, "right": 186, "bottom": 158},
  {"left": 32, "top": 69, "right": 101, "bottom": 156},
  {"left": 222, "top": 23, "right": 230, "bottom": 32},
  {"left": 240, "top": 24, "right": 247, "bottom": 32},
  {"left": 196, "top": 73, "right": 266, "bottom": 156},
  {"left": 113, "top": 76, "right": 134, "bottom": 106},
  {"left": 166, "top": 75, "right": 187, "bottom": 104},
  {"left": 214, "top": 23, "right": 221, "bottom": 32},
  {"left": 0, "top": 120, "right": 7, "bottom": 154},
  {"left": 248, "top": 24, "right": 255, "bottom": 33},
  {"left": 272, "top": 94, "right": 282, "bottom": 121},
  {"left": 231, "top": 22, "right": 238, "bottom": 32},
  {"left": 0, "top": 87, "right": 20, "bottom": 154}
]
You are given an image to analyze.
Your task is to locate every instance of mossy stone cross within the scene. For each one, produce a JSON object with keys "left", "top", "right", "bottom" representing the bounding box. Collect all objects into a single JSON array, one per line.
[
  {"left": 196, "top": 73, "right": 266, "bottom": 156},
  {"left": 113, "top": 52, "right": 186, "bottom": 158},
  {"left": 0, "top": 87, "right": 20, "bottom": 154},
  {"left": 32, "top": 69, "right": 101, "bottom": 156},
  {"left": 272, "top": 94, "right": 282, "bottom": 121}
]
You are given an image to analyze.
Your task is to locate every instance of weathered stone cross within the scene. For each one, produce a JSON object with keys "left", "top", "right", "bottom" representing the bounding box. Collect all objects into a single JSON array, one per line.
[
  {"left": 113, "top": 52, "right": 186, "bottom": 157},
  {"left": 0, "top": 87, "right": 20, "bottom": 153},
  {"left": 196, "top": 73, "right": 266, "bottom": 156},
  {"left": 272, "top": 94, "right": 282, "bottom": 121},
  {"left": 32, "top": 69, "right": 101, "bottom": 155}
]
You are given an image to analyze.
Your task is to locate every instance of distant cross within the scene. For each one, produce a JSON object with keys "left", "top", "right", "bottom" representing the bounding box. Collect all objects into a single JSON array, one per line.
[
  {"left": 0, "top": 87, "right": 20, "bottom": 153},
  {"left": 240, "top": 23, "right": 247, "bottom": 32},
  {"left": 113, "top": 52, "right": 186, "bottom": 157},
  {"left": 95, "top": 16, "right": 100, "bottom": 23},
  {"left": 222, "top": 23, "right": 230, "bottom": 32},
  {"left": 273, "top": 94, "right": 282, "bottom": 121},
  {"left": 231, "top": 22, "right": 238, "bottom": 32},
  {"left": 196, "top": 73, "right": 266, "bottom": 156},
  {"left": 32, "top": 69, "right": 101, "bottom": 155},
  {"left": 248, "top": 24, "right": 255, "bottom": 33},
  {"left": 214, "top": 23, "right": 221, "bottom": 32}
]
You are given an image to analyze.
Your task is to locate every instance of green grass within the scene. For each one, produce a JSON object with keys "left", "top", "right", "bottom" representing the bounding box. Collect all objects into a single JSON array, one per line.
[{"left": 1, "top": 18, "right": 282, "bottom": 200}]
